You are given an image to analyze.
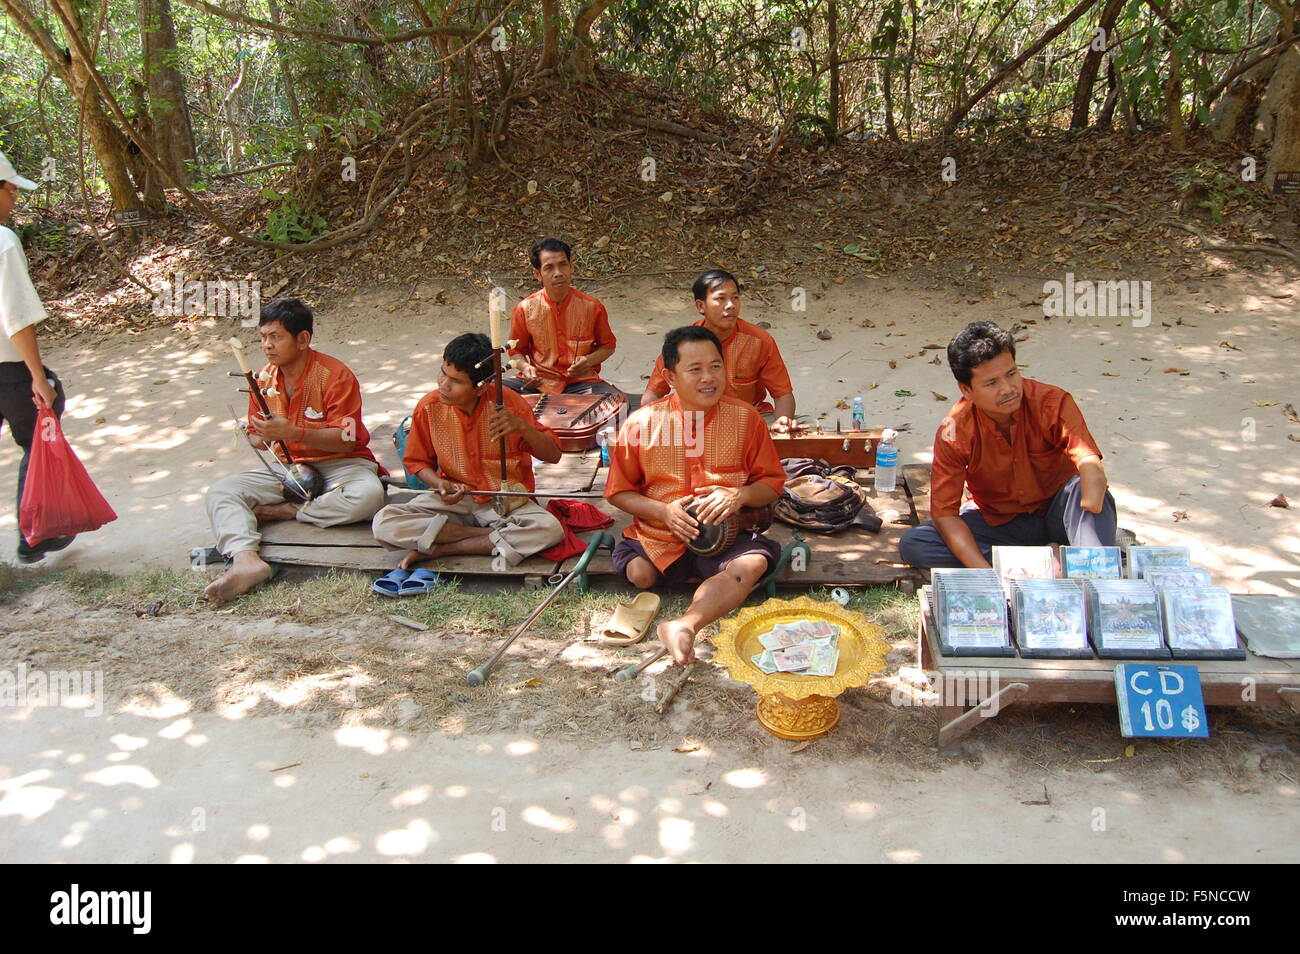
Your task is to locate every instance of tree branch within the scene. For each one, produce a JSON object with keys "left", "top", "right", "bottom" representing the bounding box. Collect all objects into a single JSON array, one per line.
[{"left": 173, "top": 0, "right": 473, "bottom": 45}]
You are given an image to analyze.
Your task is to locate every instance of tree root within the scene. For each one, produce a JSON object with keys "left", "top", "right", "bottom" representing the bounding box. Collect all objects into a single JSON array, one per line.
[{"left": 1163, "top": 218, "right": 1300, "bottom": 265}]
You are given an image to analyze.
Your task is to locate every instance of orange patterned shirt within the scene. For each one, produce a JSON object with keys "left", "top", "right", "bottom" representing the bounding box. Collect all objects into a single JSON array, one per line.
[
  {"left": 645, "top": 317, "right": 794, "bottom": 414},
  {"left": 931, "top": 378, "right": 1103, "bottom": 526},
  {"left": 402, "top": 383, "right": 557, "bottom": 504},
  {"left": 254, "top": 349, "right": 377, "bottom": 465},
  {"left": 604, "top": 394, "right": 786, "bottom": 571},
  {"left": 508, "top": 287, "right": 617, "bottom": 393}
]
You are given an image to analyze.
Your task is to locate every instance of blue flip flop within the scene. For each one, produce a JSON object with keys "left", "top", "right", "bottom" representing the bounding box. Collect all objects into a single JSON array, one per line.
[
  {"left": 372, "top": 567, "right": 412, "bottom": 598},
  {"left": 397, "top": 567, "right": 442, "bottom": 596}
]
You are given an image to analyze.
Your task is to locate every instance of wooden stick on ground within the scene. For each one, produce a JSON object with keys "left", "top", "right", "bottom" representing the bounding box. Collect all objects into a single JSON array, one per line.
[{"left": 656, "top": 662, "right": 695, "bottom": 716}]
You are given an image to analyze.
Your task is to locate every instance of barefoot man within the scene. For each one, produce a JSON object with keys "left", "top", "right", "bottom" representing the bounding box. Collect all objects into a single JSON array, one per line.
[
  {"left": 641, "top": 268, "right": 797, "bottom": 431},
  {"left": 371, "top": 333, "right": 564, "bottom": 568},
  {"left": 607, "top": 325, "right": 786, "bottom": 665},
  {"left": 204, "top": 299, "right": 385, "bottom": 602}
]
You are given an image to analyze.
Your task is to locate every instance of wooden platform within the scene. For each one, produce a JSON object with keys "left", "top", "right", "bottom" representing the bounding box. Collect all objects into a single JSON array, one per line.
[
  {"left": 235, "top": 451, "right": 930, "bottom": 588},
  {"left": 917, "top": 586, "right": 1300, "bottom": 748}
]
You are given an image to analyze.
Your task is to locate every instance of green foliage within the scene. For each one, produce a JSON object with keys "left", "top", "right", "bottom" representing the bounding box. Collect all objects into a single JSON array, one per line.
[
  {"left": 1175, "top": 162, "right": 1249, "bottom": 221},
  {"left": 259, "top": 188, "right": 327, "bottom": 245}
]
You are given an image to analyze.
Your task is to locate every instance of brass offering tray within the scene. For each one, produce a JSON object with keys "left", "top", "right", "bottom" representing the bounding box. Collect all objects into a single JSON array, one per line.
[{"left": 713, "top": 595, "right": 891, "bottom": 740}]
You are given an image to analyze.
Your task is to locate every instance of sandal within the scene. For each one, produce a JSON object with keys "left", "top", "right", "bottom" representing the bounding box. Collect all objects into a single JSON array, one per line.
[
  {"left": 371, "top": 567, "right": 412, "bottom": 598},
  {"left": 397, "top": 567, "right": 443, "bottom": 596},
  {"left": 600, "top": 591, "right": 661, "bottom": 645}
]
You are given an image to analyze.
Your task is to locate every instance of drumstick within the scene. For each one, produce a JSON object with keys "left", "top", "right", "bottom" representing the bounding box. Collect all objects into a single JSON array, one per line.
[{"left": 615, "top": 645, "right": 669, "bottom": 681}]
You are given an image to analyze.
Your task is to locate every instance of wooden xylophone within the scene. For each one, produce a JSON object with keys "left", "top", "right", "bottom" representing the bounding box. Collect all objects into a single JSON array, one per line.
[{"left": 524, "top": 391, "right": 628, "bottom": 452}]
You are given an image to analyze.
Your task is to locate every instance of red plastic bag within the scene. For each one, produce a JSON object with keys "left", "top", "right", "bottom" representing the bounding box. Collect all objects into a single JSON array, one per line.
[{"left": 19, "top": 407, "right": 117, "bottom": 546}]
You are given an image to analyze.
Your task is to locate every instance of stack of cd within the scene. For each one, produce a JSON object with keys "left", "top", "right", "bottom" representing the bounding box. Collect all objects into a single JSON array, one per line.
[
  {"left": 1125, "top": 545, "right": 1192, "bottom": 579},
  {"left": 1161, "top": 585, "right": 1246, "bottom": 659},
  {"left": 992, "top": 545, "right": 1057, "bottom": 597},
  {"left": 1084, "top": 579, "right": 1169, "bottom": 658},
  {"left": 931, "top": 568, "right": 1013, "bottom": 656},
  {"left": 1009, "top": 578, "right": 1092, "bottom": 658},
  {"left": 1060, "top": 546, "right": 1122, "bottom": 579},
  {"left": 1146, "top": 566, "right": 1212, "bottom": 590}
]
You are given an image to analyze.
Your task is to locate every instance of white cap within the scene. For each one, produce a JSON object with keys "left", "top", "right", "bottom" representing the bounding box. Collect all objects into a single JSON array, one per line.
[{"left": 0, "top": 152, "right": 40, "bottom": 191}]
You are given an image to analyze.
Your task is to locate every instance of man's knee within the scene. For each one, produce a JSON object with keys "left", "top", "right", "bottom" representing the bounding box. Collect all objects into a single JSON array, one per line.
[
  {"left": 348, "top": 477, "right": 387, "bottom": 517},
  {"left": 727, "top": 553, "right": 768, "bottom": 586},
  {"left": 535, "top": 511, "right": 565, "bottom": 548},
  {"left": 625, "top": 557, "right": 658, "bottom": 589},
  {"left": 898, "top": 524, "right": 927, "bottom": 567}
]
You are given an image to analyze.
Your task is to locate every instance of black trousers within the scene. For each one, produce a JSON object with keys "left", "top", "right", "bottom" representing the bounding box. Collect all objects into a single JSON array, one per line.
[{"left": 0, "top": 361, "right": 67, "bottom": 547}]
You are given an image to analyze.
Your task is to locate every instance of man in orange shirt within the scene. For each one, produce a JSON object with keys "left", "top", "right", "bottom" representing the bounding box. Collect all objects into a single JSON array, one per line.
[
  {"left": 505, "top": 237, "right": 624, "bottom": 397},
  {"left": 607, "top": 325, "right": 786, "bottom": 666},
  {"left": 372, "top": 333, "right": 564, "bottom": 569},
  {"left": 205, "top": 299, "right": 386, "bottom": 602},
  {"left": 899, "top": 321, "right": 1117, "bottom": 569},
  {"left": 641, "top": 269, "right": 796, "bottom": 429}
]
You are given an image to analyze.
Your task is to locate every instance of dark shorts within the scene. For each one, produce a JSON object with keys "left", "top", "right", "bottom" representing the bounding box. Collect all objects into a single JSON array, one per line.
[{"left": 612, "top": 531, "right": 781, "bottom": 585}]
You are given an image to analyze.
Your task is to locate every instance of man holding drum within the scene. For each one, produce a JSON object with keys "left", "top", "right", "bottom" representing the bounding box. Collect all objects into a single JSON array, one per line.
[{"left": 605, "top": 325, "right": 786, "bottom": 666}]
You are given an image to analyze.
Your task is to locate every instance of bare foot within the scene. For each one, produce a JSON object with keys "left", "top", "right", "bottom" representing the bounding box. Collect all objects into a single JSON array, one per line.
[
  {"left": 399, "top": 548, "right": 438, "bottom": 570},
  {"left": 254, "top": 501, "right": 300, "bottom": 523},
  {"left": 657, "top": 619, "right": 698, "bottom": 666},
  {"left": 203, "top": 552, "right": 274, "bottom": 604}
]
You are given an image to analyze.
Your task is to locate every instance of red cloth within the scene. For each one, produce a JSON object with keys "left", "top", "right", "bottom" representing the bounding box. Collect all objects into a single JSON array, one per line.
[
  {"left": 538, "top": 499, "right": 614, "bottom": 561},
  {"left": 20, "top": 407, "right": 117, "bottom": 545}
]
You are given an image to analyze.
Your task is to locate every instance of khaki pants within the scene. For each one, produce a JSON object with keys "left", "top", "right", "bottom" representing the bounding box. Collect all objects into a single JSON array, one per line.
[
  {"left": 371, "top": 494, "right": 564, "bottom": 566},
  {"left": 207, "top": 457, "right": 385, "bottom": 557}
]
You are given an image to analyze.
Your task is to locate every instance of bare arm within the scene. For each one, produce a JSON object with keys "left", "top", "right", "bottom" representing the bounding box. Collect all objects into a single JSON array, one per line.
[
  {"left": 9, "top": 325, "right": 55, "bottom": 407},
  {"left": 772, "top": 392, "right": 795, "bottom": 422},
  {"left": 1076, "top": 454, "right": 1108, "bottom": 514},
  {"left": 934, "top": 514, "right": 992, "bottom": 569}
]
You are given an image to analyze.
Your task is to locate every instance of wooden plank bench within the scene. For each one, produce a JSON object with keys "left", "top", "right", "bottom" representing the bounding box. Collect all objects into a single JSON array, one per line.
[{"left": 209, "top": 452, "right": 932, "bottom": 590}]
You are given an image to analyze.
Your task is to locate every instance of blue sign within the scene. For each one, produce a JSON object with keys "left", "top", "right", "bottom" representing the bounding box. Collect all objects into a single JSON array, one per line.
[{"left": 1114, "top": 664, "right": 1210, "bottom": 738}]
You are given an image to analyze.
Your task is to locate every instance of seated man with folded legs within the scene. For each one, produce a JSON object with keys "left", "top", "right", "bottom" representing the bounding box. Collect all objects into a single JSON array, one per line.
[
  {"left": 606, "top": 325, "right": 787, "bottom": 666},
  {"left": 641, "top": 268, "right": 796, "bottom": 431},
  {"left": 372, "top": 333, "right": 565, "bottom": 571},
  {"left": 205, "top": 298, "right": 386, "bottom": 602},
  {"left": 505, "top": 237, "right": 627, "bottom": 399},
  {"left": 898, "top": 320, "right": 1117, "bottom": 569}
]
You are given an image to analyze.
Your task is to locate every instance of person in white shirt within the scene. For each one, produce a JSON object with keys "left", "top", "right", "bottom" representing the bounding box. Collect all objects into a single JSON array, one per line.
[{"left": 0, "top": 151, "right": 74, "bottom": 563}]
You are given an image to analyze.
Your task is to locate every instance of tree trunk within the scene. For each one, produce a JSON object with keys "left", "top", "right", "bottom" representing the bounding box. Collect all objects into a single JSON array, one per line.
[
  {"left": 1165, "top": 42, "right": 1185, "bottom": 149},
  {"left": 138, "top": 0, "right": 198, "bottom": 187},
  {"left": 1069, "top": 0, "right": 1125, "bottom": 129},
  {"left": 1262, "top": 46, "right": 1300, "bottom": 186},
  {"left": 540, "top": 0, "right": 559, "bottom": 70},
  {"left": 566, "top": 0, "right": 614, "bottom": 82},
  {"left": 2, "top": 0, "right": 142, "bottom": 212},
  {"left": 267, "top": 0, "right": 303, "bottom": 128},
  {"left": 827, "top": 0, "right": 840, "bottom": 140}
]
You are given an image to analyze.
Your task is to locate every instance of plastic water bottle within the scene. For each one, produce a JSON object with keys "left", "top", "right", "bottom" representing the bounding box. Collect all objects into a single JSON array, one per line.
[
  {"left": 598, "top": 427, "right": 614, "bottom": 467},
  {"left": 875, "top": 428, "right": 898, "bottom": 493},
  {"left": 851, "top": 396, "right": 865, "bottom": 429}
]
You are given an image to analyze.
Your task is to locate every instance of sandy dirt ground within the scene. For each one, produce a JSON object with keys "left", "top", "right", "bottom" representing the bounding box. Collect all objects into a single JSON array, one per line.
[
  {"left": 2, "top": 271, "right": 1298, "bottom": 863},
  {"left": 4, "top": 705, "right": 1297, "bottom": 863}
]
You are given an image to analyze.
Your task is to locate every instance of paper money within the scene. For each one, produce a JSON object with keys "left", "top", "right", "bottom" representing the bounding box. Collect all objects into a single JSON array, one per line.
[
  {"left": 804, "top": 644, "right": 840, "bottom": 677},
  {"left": 773, "top": 647, "right": 812, "bottom": 672},
  {"left": 751, "top": 650, "right": 779, "bottom": 674},
  {"left": 759, "top": 631, "right": 795, "bottom": 655}
]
